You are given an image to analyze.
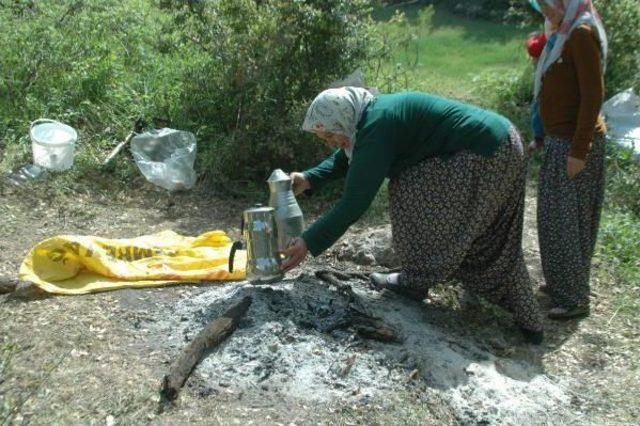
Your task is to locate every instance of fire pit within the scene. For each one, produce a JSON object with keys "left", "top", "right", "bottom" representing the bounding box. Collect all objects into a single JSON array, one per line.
[{"left": 150, "top": 271, "right": 570, "bottom": 424}]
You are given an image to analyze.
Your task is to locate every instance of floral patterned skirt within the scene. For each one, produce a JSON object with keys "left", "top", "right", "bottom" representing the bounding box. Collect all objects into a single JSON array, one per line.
[{"left": 389, "top": 128, "right": 542, "bottom": 331}]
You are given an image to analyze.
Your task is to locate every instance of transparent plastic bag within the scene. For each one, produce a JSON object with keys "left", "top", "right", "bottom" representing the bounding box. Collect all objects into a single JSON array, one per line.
[
  {"left": 130, "top": 128, "right": 197, "bottom": 191},
  {"left": 602, "top": 88, "right": 640, "bottom": 155}
]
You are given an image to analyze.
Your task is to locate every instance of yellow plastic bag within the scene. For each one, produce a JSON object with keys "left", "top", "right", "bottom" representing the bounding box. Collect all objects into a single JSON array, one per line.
[{"left": 19, "top": 230, "right": 246, "bottom": 295}]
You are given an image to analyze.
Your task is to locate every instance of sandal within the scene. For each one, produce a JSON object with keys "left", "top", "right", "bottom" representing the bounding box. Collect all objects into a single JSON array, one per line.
[
  {"left": 548, "top": 304, "right": 590, "bottom": 320},
  {"left": 369, "top": 272, "right": 391, "bottom": 291},
  {"left": 370, "top": 272, "right": 429, "bottom": 301}
]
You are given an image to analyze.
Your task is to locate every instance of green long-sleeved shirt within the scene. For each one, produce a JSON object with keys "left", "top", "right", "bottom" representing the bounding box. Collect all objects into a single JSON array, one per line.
[{"left": 302, "top": 92, "right": 512, "bottom": 256}]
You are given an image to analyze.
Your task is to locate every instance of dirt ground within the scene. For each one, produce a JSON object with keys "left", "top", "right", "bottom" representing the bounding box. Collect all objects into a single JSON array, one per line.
[{"left": 0, "top": 178, "right": 638, "bottom": 425}]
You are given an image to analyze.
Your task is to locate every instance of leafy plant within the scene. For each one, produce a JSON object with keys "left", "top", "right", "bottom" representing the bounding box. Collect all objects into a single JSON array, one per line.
[
  {"left": 442, "top": 0, "right": 530, "bottom": 23},
  {"left": 594, "top": 0, "right": 640, "bottom": 95},
  {"left": 0, "top": 0, "right": 183, "bottom": 180},
  {"left": 157, "top": 0, "right": 379, "bottom": 183},
  {"left": 604, "top": 144, "right": 640, "bottom": 217},
  {"left": 0, "top": 0, "right": 382, "bottom": 186}
]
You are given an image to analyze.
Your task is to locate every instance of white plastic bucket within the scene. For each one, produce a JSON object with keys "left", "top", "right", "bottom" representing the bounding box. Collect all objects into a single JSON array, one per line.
[{"left": 29, "top": 119, "right": 77, "bottom": 171}]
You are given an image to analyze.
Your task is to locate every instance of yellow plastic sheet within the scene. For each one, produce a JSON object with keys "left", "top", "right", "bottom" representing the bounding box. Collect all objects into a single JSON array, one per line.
[{"left": 19, "top": 230, "right": 246, "bottom": 295}]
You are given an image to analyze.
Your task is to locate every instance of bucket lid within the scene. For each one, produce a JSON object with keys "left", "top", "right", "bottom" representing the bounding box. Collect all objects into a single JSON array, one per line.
[
  {"left": 30, "top": 120, "right": 77, "bottom": 147},
  {"left": 267, "top": 169, "right": 290, "bottom": 183}
]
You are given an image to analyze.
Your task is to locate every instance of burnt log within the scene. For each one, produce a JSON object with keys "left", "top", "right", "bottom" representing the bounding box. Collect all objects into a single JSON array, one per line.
[
  {"left": 315, "top": 270, "right": 401, "bottom": 343},
  {"left": 160, "top": 295, "right": 252, "bottom": 401},
  {"left": 0, "top": 278, "right": 18, "bottom": 294}
]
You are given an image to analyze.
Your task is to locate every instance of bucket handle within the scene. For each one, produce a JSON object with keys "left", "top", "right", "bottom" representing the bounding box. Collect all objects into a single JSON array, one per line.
[{"left": 30, "top": 118, "right": 65, "bottom": 132}]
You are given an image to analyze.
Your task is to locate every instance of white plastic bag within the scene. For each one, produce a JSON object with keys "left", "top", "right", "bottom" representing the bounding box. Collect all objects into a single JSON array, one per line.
[
  {"left": 130, "top": 128, "right": 197, "bottom": 191},
  {"left": 602, "top": 88, "right": 640, "bottom": 154}
]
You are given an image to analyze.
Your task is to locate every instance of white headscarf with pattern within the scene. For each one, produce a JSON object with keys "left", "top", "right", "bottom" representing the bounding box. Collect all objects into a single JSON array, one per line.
[
  {"left": 531, "top": 0, "right": 607, "bottom": 99},
  {"left": 302, "top": 87, "right": 375, "bottom": 160}
]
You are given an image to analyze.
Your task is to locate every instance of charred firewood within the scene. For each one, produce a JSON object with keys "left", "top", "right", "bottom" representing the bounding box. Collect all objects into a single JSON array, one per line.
[
  {"left": 315, "top": 270, "right": 401, "bottom": 343},
  {"left": 0, "top": 277, "right": 17, "bottom": 294},
  {"left": 160, "top": 295, "right": 252, "bottom": 402}
]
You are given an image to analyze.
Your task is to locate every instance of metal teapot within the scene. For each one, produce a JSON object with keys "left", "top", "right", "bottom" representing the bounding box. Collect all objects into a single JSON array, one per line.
[
  {"left": 229, "top": 204, "right": 284, "bottom": 284},
  {"left": 267, "top": 169, "right": 305, "bottom": 252}
]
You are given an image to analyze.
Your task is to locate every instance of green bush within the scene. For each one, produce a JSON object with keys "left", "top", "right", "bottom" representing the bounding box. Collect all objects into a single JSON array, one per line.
[
  {"left": 0, "top": 0, "right": 183, "bottom": 178},
  {"left": 379, "top": 0, "right": 533, "bottom": 23},
  {"left": 157, "top": 0, "right": 378, "bottom": 183},
  {"left": 594, "top": 0, "right": 640, "bottom": 95},
  {"left": 0, "top": 0, "right": 380, "bottom": 185},
  {"left": 469, "top": 62, "right": 535, "bottom": 145},
  {"left": 597, "top": 210, "right": 640, "bottom": 300},
  {"left": 442, "top": 0, "right": 530, "bottom": 23},
  {"left": 604, "top": 144, "right": 640, "bottom": 217}
]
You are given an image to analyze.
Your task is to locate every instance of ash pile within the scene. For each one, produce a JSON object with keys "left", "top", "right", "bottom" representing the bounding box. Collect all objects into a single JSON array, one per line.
[{"left": 151, "top": 263, "right": 570, "bottom": 425}]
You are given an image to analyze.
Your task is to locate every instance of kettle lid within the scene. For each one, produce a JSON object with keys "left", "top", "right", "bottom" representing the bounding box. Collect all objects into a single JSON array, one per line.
[
  {"left": 267, "top": 169, "right": 290, "bottom": 183},
  {"left": 244, "top": 203, "right": 274, "bottom": 214}
]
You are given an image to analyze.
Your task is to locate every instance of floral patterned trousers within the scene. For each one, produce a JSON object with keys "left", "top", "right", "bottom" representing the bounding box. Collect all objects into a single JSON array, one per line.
[
  {"left": 537, "top": 136, "right": 605, "bottom": 308},
  {"left": 389, "top": 128, "right": 543, "bottom": 332}
]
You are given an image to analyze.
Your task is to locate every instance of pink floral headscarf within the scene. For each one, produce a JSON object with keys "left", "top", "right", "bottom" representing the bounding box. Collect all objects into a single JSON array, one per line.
[{"left": 531, "top": 0, "right": 607, "bottom": 99}]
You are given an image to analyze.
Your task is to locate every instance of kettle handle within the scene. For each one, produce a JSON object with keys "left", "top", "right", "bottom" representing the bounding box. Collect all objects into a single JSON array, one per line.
[
  {"left": 229, "top": 212, "right": 246, "bottom": 273},
  {"left": 228, "top": 241, "right": 243, "bottom": 273}
]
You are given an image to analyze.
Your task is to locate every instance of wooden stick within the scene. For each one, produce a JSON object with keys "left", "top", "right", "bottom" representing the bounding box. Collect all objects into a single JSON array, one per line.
[
  {"left": 160, "top": 295, "right": 252, "bottom": 401},
  {"left": 0, "top": 278, "right": 17, "bottom": 294},
  {"left": 316, "top": 268, "right": 369, "bottom": 281},
  {"left": 315, "top": 270, "right": 351, "bottom": 289}
]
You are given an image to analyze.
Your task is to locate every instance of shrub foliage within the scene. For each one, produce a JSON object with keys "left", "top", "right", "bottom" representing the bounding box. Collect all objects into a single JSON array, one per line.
[
  {"left": 0, "top": 0, "right": 637, "bottom": 184},
  {"left": 157, "top": 0, "right": 377, "bottom": 182},
  {"left": 0, "top": 0, "right": 379, "bottom": 182},
  {"left": 594, "top": 0, "right": 640, "bottom": 95}
]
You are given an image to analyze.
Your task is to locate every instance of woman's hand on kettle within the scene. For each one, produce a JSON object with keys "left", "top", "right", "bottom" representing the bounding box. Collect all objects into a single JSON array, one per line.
[
  {"left": 281, "top": 237, "right": 308, "bottom": 272},
  {"left": 290, "top": 172, "right": 311, "bottom": 196}
]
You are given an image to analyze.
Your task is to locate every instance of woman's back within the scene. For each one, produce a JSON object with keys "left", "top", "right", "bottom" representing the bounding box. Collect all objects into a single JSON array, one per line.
[{"left": 358, "top": 92, "right": 512, "bottom": 177}]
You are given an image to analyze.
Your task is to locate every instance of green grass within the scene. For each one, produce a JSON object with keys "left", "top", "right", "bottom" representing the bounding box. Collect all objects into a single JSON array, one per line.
[
  {"left": 597, "top": 146, "right": 640, "bottom": 317},
  {"left": 597, "top": 210, "right": 640, "bottom": 317},
  {"left": 373, "top": 5, "right": 534, "bottom": 101}
]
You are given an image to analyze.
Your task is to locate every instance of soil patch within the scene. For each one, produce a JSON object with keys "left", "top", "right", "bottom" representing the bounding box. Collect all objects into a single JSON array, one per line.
[{"left": 1, "top": 183, "right": 638, "bottom": 425}]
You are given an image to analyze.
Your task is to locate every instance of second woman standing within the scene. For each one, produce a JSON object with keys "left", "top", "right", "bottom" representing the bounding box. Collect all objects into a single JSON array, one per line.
[{"left": 529, "top": 0, "right": 608, "bottom": 319}]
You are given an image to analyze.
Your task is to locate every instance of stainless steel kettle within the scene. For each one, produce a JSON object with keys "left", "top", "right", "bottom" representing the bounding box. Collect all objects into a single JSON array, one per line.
[
  {"left": 229, "top": 204, "right": 284, "bottom": 284},
  {"left": 267, "top": 169, "right": 305, "bottom": 252}
]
